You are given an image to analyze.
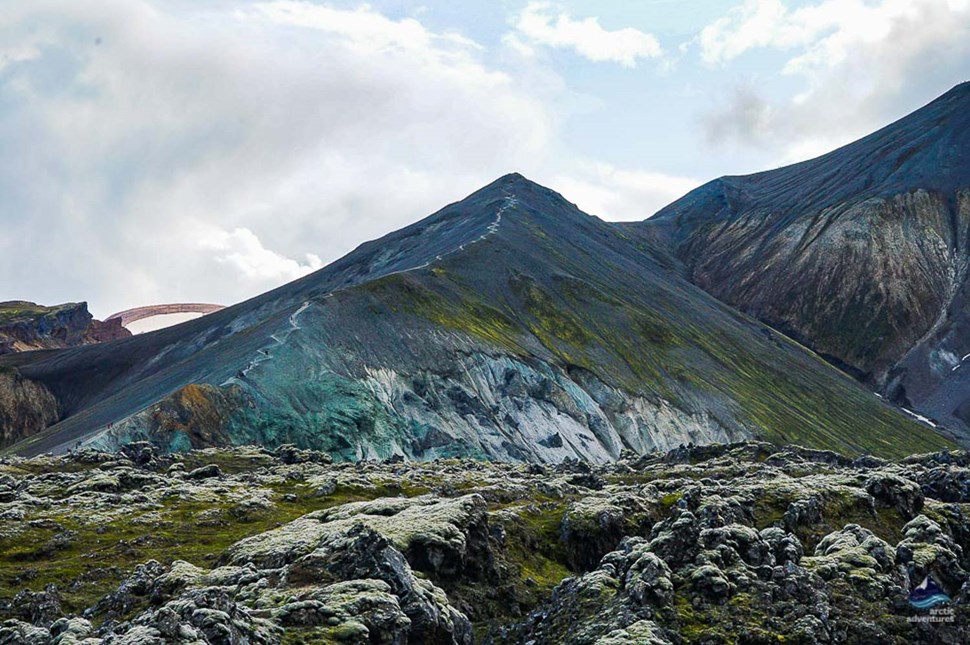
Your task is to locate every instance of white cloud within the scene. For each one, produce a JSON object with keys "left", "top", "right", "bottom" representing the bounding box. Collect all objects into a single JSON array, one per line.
[
  {"left": 0, "top": 0, "right": 557, "bottom": 317},
  {"left": 196, "top": 225, "right": 323, "bottom": 283},
  {"left": 511, "top": 2, "right": 662, "bottom": 67},
  {"left": 700, "top": 0, "right": 970, "bottom": 69},
  {"left": 0, "top": 41, "right": 41, "bottom": 72},
  {"left": 703, "top": 84, "right": 775, "bottom": 147},
  {"left": 546, "top": 161, "right": 700, "bottom": 221},
  {"left": 699, "top": 0, "right": 806, "bottom": 65},
  {"left": 699, "top": 0, "right": 970, "bottom": 161},
  {"left": 256, "top": 1, "right": 485, "bottom": 59}
]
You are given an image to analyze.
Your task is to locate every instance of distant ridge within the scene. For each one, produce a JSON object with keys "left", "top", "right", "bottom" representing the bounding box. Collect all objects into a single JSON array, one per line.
[{"left": 0, "top": 301, "right": 129, "bottom": 355}]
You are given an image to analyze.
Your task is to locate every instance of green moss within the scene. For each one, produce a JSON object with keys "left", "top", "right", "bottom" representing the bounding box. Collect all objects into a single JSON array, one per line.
[
  {"left": 659, "top": 492, "right": 683, "bottom": 508},
  {"left": 178, "top": 450, "right": 276, "bottom": 474},
  {"left": 365, "top": 273, "right": 525, "bottom": 353},
  {"left": 451, "top": 501, "right": 576, "bottom": 639},
  {"left": 672, "top": 316, "right": 954, "bottom": 459},
  {"left": 674, "top": 592, "right": 791, "bottom": 643},
  {"left": 817, "top": 499, "right": 906, "bottom": 550},
  {"left": 0, "top": 301, "right": 57, "bottom": 323},
  {"left": 751, "top": 486, "right": 908, "bottom": 551},
  {"left": 281, "top": 627, "right": 344, "bottom": 645},
  {"left": 0, "top": 479, "right": 432, "bottom": 621},
  {"left": 505, "top": 503, "right": 571, "bottom": 566},
  {"left": 2, "top": 460, "right": 104, "bottom": 476},
  {"left": 510, "top": 273, "right": 596, "bottom": 351},
  {"left": 753, "top": 503, "right": 788, "bottom": 529}
]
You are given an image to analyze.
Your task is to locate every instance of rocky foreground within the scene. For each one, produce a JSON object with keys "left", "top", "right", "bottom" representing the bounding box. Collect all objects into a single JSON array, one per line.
[{"left": 0, "top": 442, "right": 968, "bottom": 644}]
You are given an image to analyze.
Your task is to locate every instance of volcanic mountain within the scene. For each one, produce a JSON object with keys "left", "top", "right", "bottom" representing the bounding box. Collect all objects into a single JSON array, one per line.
[
  {"left": 0, "top": 175, "right": 948, "bottom": 460},
  {"left": 637, "top": 82, "right": 970, "bottom": 441}
]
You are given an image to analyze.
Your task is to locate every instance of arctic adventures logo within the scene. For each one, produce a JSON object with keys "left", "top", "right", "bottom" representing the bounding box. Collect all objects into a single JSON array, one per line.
[
  {"left": 907, "top": 575, "right": 954, "bottom": 624},
  {"left": 909, "top": 575, "right": 951, "bottom": 609}
]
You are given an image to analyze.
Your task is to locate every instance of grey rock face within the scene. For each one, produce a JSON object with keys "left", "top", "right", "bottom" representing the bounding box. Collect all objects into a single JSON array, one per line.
[
  {"left": 867, "top": 473, "right": 925, "bottom": 519},
  {"left": 0, "top": 370, "right": 59, "bottom": 449},
  {"left": 0, "top": 620, "right": 52, "bottom": 645}
]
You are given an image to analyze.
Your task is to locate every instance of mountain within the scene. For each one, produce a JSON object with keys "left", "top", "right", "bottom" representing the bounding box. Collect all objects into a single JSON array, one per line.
[
  {"left": 0, "top": 301, "right": 130, "bottom": 446},
  {"left": 0, "top": 175, "right": 952, "bottom": 460},
  {"left": 0, "top": 301, "right": 130, "bottom": 354},
  {"left": 637, "top": 82, "right": 970, "bottom": 441}
]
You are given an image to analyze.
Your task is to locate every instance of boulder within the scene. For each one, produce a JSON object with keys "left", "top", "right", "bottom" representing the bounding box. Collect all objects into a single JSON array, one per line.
[{"left": 866, "top": 473, "right": 924, "bottom": 518}]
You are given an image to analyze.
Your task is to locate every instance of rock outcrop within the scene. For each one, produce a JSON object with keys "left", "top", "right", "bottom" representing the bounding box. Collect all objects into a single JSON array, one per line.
[
  {"left": 0, "top": 441, "right": 967, "bottom": 643},
  {"left": 0, "top": 369, "right": 58, "bottom": 449},
  {"left": 0, "top": 301, "right": 129, "bottom": 355}
]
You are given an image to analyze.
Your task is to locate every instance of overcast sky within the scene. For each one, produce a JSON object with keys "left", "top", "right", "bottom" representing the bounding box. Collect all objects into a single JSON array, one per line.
[{"left": 2, "top": 0, "right": 969, "bottom": 317}]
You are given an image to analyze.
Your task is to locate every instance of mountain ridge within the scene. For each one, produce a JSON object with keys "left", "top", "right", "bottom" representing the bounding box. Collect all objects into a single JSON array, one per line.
[
  {"left": 636, "top": 81, "right": 970, "bottom": 441},
  {"left": 2, "top": 173, "right": 950, "bottom": 460}
]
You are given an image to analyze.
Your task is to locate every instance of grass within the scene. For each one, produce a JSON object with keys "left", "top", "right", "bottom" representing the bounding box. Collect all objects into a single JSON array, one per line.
[{"left": 0, "top": 301, "right": 58, "bottom": 323}]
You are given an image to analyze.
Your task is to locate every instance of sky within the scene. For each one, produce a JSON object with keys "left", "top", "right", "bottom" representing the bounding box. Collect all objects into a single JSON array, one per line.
[{"left": 2, "top": 0, "right": 969, "bottom": 318}]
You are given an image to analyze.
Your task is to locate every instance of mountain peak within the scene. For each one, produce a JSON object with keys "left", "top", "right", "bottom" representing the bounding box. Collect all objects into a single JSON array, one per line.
[
  {"left": 651, "top": 83, "right": 970, "bottom": 225},
  {"left": 469, "top": 172, "right": 578, "bottom": 215},
  {"left": 919, "top": 79, "right": 970, "bottom": 120},
  {"left": 476, "top": 172, "right": 541, "bottom": 195},
  {"left": 498, "top": 171, "right": 528, "bottom": 183},
  {"left": 942, "top": 79, "right": 970, "bottom": 99}
]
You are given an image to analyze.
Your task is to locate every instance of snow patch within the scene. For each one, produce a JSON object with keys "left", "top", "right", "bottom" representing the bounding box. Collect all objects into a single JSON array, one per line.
[{"left": 901, "top": 407, "right": 938, "bottom": 428}]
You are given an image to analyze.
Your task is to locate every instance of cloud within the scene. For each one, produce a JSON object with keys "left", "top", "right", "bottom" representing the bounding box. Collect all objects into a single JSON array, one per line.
[
  {"left": 255, "top": 1, "right": 485, "bottom": 58},
  {"left": 195, "top": 225, "right": 323, "bottom": 283},
  {"left": 699, "top": 0, "right": 970, "bottom": 160},
  {"left": 545, "top": 162, "right": 700, "bottom": 221},
  {"left": 698, "top": 0, "right": 806, "bottom": 65},
  {"left": 12, "top": 0, "right": 964, "bottom": 321},
  {"left": 0, "top": 0, "right": 557, "bottom": 316},
  {"left": 700, "top": 0, "right": 970, "bottom": 69},
  {"left": 703, "top": 85, "right": 774, "bottom": 147},
  {"left": 510, "top": 2, "right": 662, "bottom": 67}
]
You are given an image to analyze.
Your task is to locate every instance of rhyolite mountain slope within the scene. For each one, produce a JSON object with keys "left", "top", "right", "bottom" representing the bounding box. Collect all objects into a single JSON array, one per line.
[
  {"left": 0, "top": 175, "right": 952, "bottom": 460},
  {"left": 0, "top": 301, "right": 129, "bottom": 355},
  {"left": 637, "top": 82, "right": 970, "bottom": 440}
]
